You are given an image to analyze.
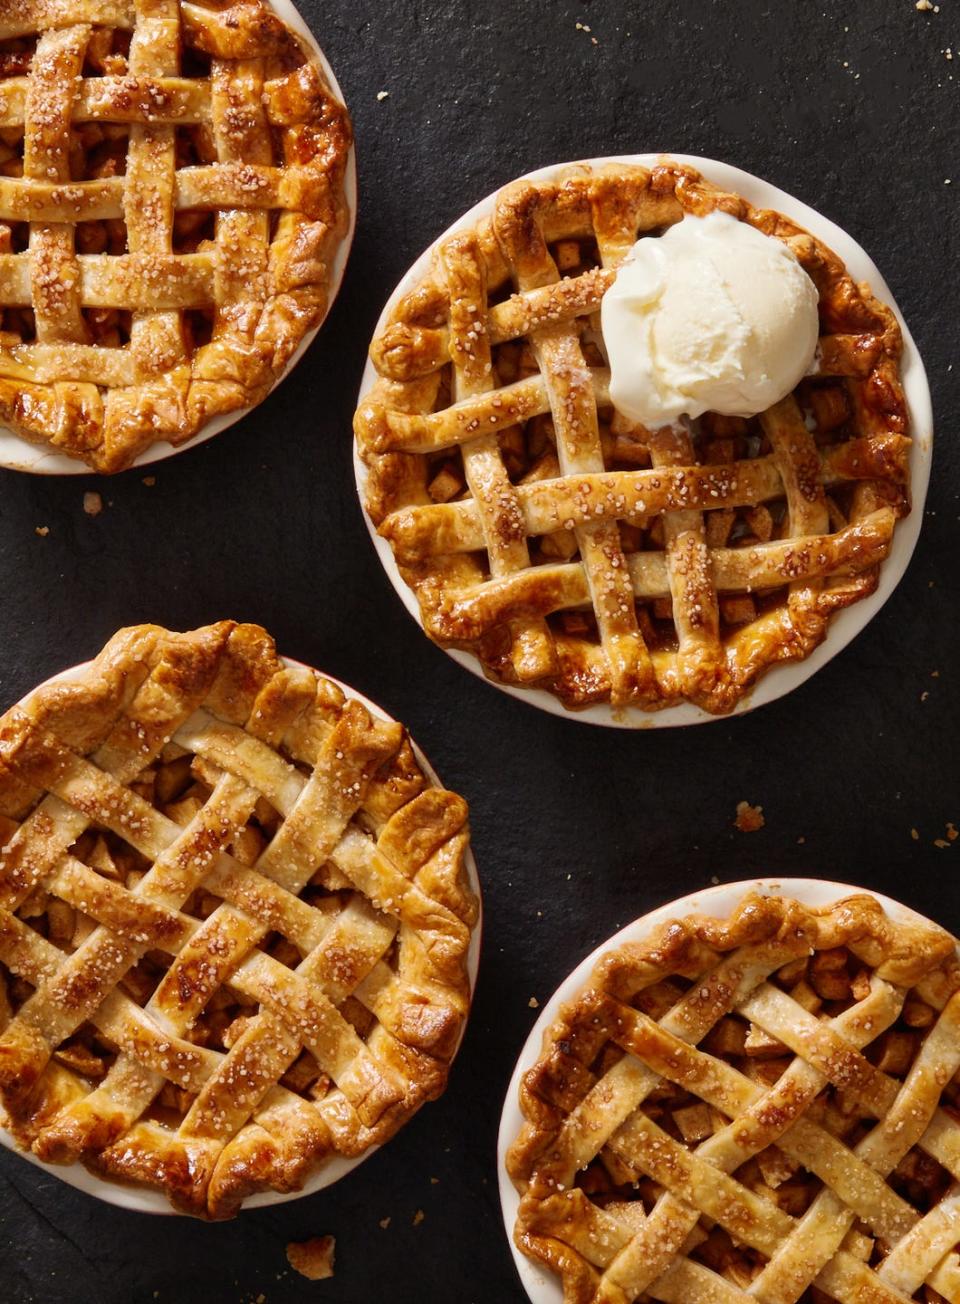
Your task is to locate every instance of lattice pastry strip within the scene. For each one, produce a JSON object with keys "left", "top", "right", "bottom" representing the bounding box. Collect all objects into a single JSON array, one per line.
[
  {"left": 645, "top": 425, "right": 722, "bottom": 703},
  {"left": 0, "top": 1, "right": 352, "bottom": 470},
  {"left": 0, "top": 622, "right": 477, "bottom": 1217},
  {"left": 507, "top": 892, "right": 960, "bottom": 1303},
  {"left": 125, "top": 0, "right": 183, "bottom": 374},
  {"left": 25, "top": 25, "right": 89, "bottom": 344},
  {"left": 495, "top": 180, "right": 650, "bottom": 706},
  {"left": 357, "top": 159, "right": 911, "bottom": 713},
  {"left": 438, "top": 229, "right": 556, "bottom": 684}
]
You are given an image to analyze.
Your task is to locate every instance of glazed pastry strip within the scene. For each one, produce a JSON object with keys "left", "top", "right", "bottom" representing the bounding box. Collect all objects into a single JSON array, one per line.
[
  {"left": 0, "top": 75, "right": 211, "bottom": 128},
  {"left": 24, "top": 25, "right": 90, "bottom": 345},
  {"left": 125, "top": 0, "right": 185, "bottom": 376},
  {"left": 493, "top": 182, "right": 649, "bottom": 704},
  {"left": 438, "top": 231, "right": 555, "bottom": 683},
  {"left": 760, "top": 395, "right": 831, "bottom": 623},
  {"left": 429, "top": 511, "right": 893, "bottom": 643},
  {"left": 380, "top": 439, "right": 907, "bottom": 558},
  {"left": 0, "top": 165, "right": 324, "bottom": 225},
  {"left": 0, "top": 253, "right": 215, "bottom": 315},
  {"left": 0, "top": 3, "right": 134, "bottom": 39},
  {"left": 210, "top": 55, "right": 272, "bottom": 319},
  {"left": 877, "top": 1188, "right": 960, "bottom": 1296},
  {"left": 645, "top": 426, "right": 723, "bottom": 702}
]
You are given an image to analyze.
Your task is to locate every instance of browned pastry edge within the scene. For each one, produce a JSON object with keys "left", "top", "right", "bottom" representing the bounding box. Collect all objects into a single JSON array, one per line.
[
  {"left": 506, "top": 890, "right": 960, "bottom": 1303},
  {"left": 0, "top": 622, "right": 477, "bottom": 1216},
  {"left": 356, "top": 157, "right": 912, "bottom": 714},
  {"left": 0, "top": 3, "right": 353, "bottom": 472}
]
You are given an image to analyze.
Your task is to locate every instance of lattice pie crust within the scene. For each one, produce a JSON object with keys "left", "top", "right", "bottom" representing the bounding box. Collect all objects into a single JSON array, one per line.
[
  {"left": 508, "top": 891, "right": 960, "bottom": 1303},
  {"left": 0, "top": 2, "right": 351, "bottom": 471},
  {"left": 0, "top": 622, "right": 477, "bottom": 1217},
  {"left": 357, "top": 160, "right": 911, "bottom": 715}
]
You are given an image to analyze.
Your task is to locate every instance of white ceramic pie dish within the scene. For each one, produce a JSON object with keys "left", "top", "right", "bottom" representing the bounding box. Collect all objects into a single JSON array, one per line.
[
  {"left": 0, "top": 654, "right": 482, "bottom": 1215},
  {"left": 354, "top": 154, "right": 933, "bottom": 729},
  {"left": 0, "top": 0, "right": 357, "bottom": 477},
  {"left": 496, "top": 876, "right": 959, "bottom": 1303}
]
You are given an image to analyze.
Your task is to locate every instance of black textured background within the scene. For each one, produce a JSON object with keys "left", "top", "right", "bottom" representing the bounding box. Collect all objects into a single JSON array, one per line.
[{"left": 2, "top": 2, "right": 960, "bottom": 1301}]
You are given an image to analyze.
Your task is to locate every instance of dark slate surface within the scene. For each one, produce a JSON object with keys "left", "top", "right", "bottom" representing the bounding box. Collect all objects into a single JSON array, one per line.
[{"left": 2, "top": 1, "right": 960, "bottom": 1301}]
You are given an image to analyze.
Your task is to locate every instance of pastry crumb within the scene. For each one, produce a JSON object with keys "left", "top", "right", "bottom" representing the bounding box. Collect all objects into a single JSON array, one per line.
[
  {"left": 376, "top": 90, "right": 389, "bottom": 101},
  {"left": 286, "top": 1236, "right": 335, "bottom": 1281},
  {"left": 934, "top": 838, "right": 951, "bottom": 850},
  {"left": 379, "top": 1216, "right": 391, "bottom": 1230},
  {"left": 412, "top": 1209, "right": 425, "bottom": 1226},
  {"left": 430, "top": 1176, "right": 440, "bottom": 1185},
  {"left": 734, "top": 801, "right": 765, "bottom": 833},
  {"left": 947, "top": 822, "right": 958, "bottom": 841},
  {"left": 83, "top": 491, "right": 103, "bottom": 516},
  {"left": 528, "top": 996, "right": 539, "bottom": 1009},
  {"left": 911, "top": 827, "right": 920, "bottom": 840},
  {"left": 35, "top": 525, "right": 49, "bottom": 537},
  {"left": 916, "top": 1, "right": 939, "bottom": 11},
  {"left": 142, "top": 475, "right": 156, "bottom": 486}
]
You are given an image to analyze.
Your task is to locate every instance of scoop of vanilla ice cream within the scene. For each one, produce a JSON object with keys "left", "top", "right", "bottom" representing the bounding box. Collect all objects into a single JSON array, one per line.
[{"left": 601, "top": 210, "right": 820, "bottom": 429}]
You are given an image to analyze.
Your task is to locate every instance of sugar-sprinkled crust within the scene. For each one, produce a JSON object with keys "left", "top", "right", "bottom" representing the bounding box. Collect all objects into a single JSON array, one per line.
[
  {"left": 356, "top": 158, "right": 911, "bottom": 714},
  {"left": 0, "top": 2, "right": 352, "bottom": 472},
  {"left": 0, "top": 621, "right": 477, "bottom": 1217},
  {"left": 507, "top": 890, "right": 960, "bottom": 1303}
]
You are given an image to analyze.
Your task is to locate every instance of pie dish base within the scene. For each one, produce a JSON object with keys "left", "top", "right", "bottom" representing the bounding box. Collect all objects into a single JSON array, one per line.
[
  {"left": 496, "top": 876, "right": 957, "bottom": 1302},
  {"left": 354, "top": 154, "right": 932, "bottom": 729},
  {"left": 0, "top": 655, "right": 481, "bottom": 1216}
]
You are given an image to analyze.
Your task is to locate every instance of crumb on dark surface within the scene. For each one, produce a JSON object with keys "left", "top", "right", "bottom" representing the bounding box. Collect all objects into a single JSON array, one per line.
[
  {"left": 286, "top": 1236, "right": 335, "bottom": 1281},
  {"left": 734, "top": 801, "right": 765, "bottom": 833}
]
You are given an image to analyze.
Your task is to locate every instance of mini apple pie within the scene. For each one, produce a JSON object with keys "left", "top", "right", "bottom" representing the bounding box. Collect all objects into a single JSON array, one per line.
[
  {"left": 0, "top": 622, "right": 477, "bottom": 1217},
  {"left": 357, "top": 160, "right": 911, "bottom": 715},
  {"left": 507, "top": 891, "right": 960, "bottom": 1302},
  {"left": 0, "top": 2, "right": 352, "bottom": 470}
]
